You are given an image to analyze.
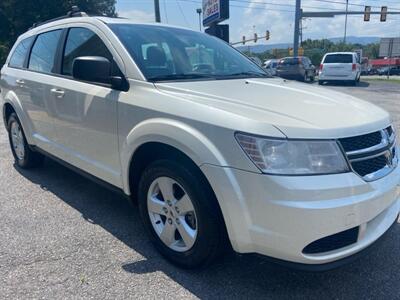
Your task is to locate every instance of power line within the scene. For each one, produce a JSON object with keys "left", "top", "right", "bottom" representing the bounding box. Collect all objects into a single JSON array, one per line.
[
  {"left": 163, "top": 0, "right": 169, "bottom": 23},
  {"left": 312, "top": 0, "right": 400, "bottom": 11},
  {"left": 175, "top": 0, "right": 295, "bottom": 12},
  {"left": 230, "top": 0, "right": 344, "bottom": 11},
  {"left": 175, "top": 0, "right": 191, "bottom": 28}
]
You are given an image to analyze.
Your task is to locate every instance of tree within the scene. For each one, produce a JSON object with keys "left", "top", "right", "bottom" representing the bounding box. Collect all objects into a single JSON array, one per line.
[{"left": 0, "top": 0, "right": 117, "bottom": 64}]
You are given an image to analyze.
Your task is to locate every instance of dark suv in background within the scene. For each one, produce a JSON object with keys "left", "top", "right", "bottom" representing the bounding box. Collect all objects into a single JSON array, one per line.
[{"left": 276, "top": 56, "right": 316, "bottom": 82}]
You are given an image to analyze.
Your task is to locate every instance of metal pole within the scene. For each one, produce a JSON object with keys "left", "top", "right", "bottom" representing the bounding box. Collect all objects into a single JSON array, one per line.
[
  {"left": 196, "top": 8, "right": 202, "bottom": 31},
  {"left": 154, "top": 0, "right": 161, "bottom": 22},
  {"left": 293, "top": 0, "right": 301, "bottom": 57},
  {"left": 344, "top": 0, "right": 349, "bottom": 43}
]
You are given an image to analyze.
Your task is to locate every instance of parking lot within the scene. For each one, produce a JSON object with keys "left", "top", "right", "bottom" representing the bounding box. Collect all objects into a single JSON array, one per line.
[{"left": 0, "top": 80, "right": 399, "bottom": 299}]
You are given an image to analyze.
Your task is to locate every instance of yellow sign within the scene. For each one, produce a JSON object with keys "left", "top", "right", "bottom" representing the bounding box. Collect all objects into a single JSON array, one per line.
[{"left": 289, "top": 47, "right": 304, "bottom": 56}]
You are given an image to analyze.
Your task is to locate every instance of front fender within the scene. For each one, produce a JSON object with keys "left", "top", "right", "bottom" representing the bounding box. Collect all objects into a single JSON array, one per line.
[{"left": 121, "top": 118, "right": 227, "bottom": 195}]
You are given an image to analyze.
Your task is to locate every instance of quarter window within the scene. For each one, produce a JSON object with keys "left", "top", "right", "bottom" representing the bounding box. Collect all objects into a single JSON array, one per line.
[
  {"left": 28, "top": 30, "right": 62, "bottom": 73},
  {"left": 9, "top": 36, "right": 34, "bottom": 68},
  {"left": 62, "top": 27, "right": 112, "bottom": 76}
]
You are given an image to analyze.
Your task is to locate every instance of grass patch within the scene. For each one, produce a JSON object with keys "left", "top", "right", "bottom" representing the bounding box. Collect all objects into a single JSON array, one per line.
[{"left": 363, "top": 78, "right": 400, "bottom": 84}]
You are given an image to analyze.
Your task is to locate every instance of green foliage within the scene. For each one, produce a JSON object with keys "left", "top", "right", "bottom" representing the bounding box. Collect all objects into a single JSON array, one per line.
[
  {"left": 0, "top": 0, "right": 117, "bottom": 64},
  {"left": 246, "top": 38, "right": 381, "bottom": 66}
]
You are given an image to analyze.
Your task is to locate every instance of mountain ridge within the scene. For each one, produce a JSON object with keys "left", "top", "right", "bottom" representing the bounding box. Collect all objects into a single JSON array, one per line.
[{"left": 236, "top": 36, "right": 380, "bottom": 53}]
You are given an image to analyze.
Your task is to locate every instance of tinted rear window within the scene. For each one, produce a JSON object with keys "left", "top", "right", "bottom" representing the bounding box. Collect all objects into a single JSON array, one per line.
[
  {"left": 9, "top": 37, "right": 34, "bottom": 68},
  {"left": 279, "top": 58, "right": 300, "bottom": 65},
  {"left": 324, "top": 54, "right": 353, "bottom": 64},
  {"left": 28, "top": 30, "right": 62, "bottom": 74}
]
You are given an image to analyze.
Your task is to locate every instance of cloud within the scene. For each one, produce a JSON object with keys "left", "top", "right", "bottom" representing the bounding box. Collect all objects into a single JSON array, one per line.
[{"left": 118, "top": 9, "right": 154, "bottom": 23}]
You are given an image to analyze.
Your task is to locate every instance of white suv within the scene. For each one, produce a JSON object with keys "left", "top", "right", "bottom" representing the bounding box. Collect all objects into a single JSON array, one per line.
[
  {"left": 1, "top": 12, "right": 399, "bottom": 270},
  {"left": 319, "top": 52, "right": 361, "bottom": 85}
]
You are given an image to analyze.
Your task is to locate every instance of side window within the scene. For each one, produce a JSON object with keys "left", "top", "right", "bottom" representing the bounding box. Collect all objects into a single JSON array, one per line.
[
  {"left": 62, "top": 27, "right": 113, "bottom": 76},
  {"left": 28, "top": 30, "right": 62, "bottom": 73},
  {"left": 9, "top": 36, "right": 34, "bottom": 68}
]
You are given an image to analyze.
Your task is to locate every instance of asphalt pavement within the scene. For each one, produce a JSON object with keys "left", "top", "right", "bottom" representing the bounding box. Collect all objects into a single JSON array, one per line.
[{"left": 0, "top": 80, "right": 399, "bottom": 299}]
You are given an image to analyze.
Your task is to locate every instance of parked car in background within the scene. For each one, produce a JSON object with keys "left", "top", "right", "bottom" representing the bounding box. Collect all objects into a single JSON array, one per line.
[
  {"left": 1, "top": 11, "right": 399, "bottom": 271},
  {"left": 319, "top": 52, "right": 361, "bottom": 85},
  {"left": 276, "top": 56, "right": 316, "bottom": 82},
  {"left": 263, "top": 59, "right": 279, "bottom": 76},
  {"left": 378, "top": 66, "right": 400, "bottom": 76}
]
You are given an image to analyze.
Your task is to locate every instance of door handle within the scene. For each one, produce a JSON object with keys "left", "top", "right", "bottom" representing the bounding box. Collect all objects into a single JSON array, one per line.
[
  {"left": 16, "top": 79, "right": 25, "bottom": 86},
  {"left": 50, "top": 88, "right": 65, "bottom": 98}
]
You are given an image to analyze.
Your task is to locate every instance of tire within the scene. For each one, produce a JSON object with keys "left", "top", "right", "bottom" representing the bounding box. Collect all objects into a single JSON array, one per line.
[
  {"left": 138, "top": 159, "right": 227, "bottom": 268},
  {"left": 318, "top": 80, "right": 323, "bottom": 85},
  {"left": 310, "top": 76, "right": 315, "bottom": 82},
  {"left": 7, "top": 113, "right": 44, "bottom": 168}
]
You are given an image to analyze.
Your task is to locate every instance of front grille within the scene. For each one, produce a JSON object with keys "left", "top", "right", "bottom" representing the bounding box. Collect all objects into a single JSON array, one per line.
[
  {"left": 303, "top": 227, "right": 359, "bottom": 254},
  {"left": 351, "top": 155, "right": 387, "bottom": 177},
  {"left": 339, "top": 131, "right": 382, "bottom": 152},
  {"left": 339, "top": 126, "right": 397, "bottom": 181}
]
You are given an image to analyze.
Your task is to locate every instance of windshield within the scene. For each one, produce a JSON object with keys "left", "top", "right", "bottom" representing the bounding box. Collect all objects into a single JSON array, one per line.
[
  {"left": 108, "top": 24, "right": 269, "bottom": 81},
  {"left": 323, "top": 54, "right": 353, "bottom": 64}
]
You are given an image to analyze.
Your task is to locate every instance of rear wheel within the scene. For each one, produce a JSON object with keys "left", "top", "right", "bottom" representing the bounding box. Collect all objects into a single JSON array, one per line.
[
  {"left": 318, "top": 80, "right": 323, "bottom": 85},
  {"left": 138, "top": 159, "right": 227, "bottom": 268},
  {"left": 7, "top": 113, "right": 44, "bottom": 168}
]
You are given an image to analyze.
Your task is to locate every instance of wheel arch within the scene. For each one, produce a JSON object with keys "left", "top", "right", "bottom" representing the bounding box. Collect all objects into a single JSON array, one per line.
[
  {"left": 2, "top": 91, "right": 34, "bottom": 144},
  {"left": 121, "top": 118, "right": 227, "bottom": 196},
  {"left": 3, "top": 102, "right": 15, "bottom": 130}
]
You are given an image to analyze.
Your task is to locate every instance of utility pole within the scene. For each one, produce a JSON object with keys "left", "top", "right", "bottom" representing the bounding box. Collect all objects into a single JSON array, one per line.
[
  {"left": 300, "top": 18, "right": 303, "bottom": 46},
  {"left": 196, "top": 8, "right": 202, "bottom": 31},
  {"left": 154, "top": 0, "right": 161, "bottom": 22},
  {"left": 293, "top": 0, "right": 301, "bottom": 57},
  {"left": 344, "top": 0, "right": 349, "bottom": 43}
]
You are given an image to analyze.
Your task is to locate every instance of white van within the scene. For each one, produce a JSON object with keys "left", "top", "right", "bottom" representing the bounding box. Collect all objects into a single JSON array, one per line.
[{"left": 319, "top": 52, "right": 361, "bottom": 85}]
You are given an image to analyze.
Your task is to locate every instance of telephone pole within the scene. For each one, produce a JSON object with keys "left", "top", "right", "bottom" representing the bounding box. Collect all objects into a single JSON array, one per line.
[
  {"left": 344, "top": 0, "right": 349, "bottom": 43},
  {"left": 293, "top": 0, "right": 301, "bottom": 57},
  {"left": 154, "top": 0, "right": 161, "bottom": 22}
]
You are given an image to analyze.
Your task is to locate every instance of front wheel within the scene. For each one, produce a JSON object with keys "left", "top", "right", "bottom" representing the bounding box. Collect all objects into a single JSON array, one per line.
[
  {"left": 138, "top": 159, "right": 227, "bottom": 268},
  {"left": 7, "top": 113, "right": 44, "bottom": 168}
]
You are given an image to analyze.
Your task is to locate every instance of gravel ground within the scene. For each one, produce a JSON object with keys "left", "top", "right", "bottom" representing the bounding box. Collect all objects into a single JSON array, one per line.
[{"left": 0, "top": 80, "right": 399, "bottom": 299}]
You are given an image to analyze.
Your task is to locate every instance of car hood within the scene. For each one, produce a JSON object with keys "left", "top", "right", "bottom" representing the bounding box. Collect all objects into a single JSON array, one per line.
[{"left": 155, "top": 78, "right": 390, "bottom": 139}]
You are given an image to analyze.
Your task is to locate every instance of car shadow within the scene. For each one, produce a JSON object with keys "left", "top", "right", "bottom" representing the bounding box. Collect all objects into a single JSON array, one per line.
[{"left": 14, "top": 158, "right": 399, "bottom": 299}]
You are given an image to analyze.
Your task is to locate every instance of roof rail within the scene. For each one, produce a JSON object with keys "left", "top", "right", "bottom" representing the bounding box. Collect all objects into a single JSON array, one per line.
[{"left": 30, "top": 6, "right": 88, "bottom": 29}]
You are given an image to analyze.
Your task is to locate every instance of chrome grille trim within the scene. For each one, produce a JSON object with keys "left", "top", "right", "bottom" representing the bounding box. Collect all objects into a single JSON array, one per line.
[{"left": 339, "top": 126, "right": 398, "bottom": 182}]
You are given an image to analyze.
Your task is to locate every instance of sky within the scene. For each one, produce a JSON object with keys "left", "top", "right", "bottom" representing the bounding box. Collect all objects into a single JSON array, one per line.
[{"left": 115, "top": 0, "right": 400, "bottom": 45}]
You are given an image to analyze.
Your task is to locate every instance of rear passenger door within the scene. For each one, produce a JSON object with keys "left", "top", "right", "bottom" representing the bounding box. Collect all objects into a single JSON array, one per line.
[
  {"left": 49, "top": 26, "right": 123, "bottom": 187},
  {"left": 23, "top": 29, "right": 62, "bottom": 152}
]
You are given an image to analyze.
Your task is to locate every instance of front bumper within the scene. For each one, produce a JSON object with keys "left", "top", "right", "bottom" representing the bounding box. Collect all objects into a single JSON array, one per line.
[{"left": 201, "top": 164, "right": 400, "bottom": 265}]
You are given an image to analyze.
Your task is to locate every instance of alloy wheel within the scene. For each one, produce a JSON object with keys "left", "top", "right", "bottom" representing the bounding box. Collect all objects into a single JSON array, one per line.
[
  {"left": 10, "top": 121, "right": 25, "bottom": 160},
  {"left": 147, "top": 176, "right": 198, "bottom": 252}
]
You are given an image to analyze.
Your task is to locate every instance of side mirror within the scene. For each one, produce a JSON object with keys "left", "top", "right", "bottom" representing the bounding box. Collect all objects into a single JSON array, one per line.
[{"left": 72, "top": 56, "right": 111, "bottom": 85}]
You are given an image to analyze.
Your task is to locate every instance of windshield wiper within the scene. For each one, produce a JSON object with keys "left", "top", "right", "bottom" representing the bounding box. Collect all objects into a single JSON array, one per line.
[
  {"left": 216, "top": 71, "right": 270, "bottom": 79},
  {"left": 148, "top": 73, "right": 214, "bottom": 82}
]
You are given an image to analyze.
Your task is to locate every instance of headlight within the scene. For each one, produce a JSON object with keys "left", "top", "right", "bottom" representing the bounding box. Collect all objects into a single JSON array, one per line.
[{"left": 235, "top": 133, "right": 349, "bottom": 175}]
